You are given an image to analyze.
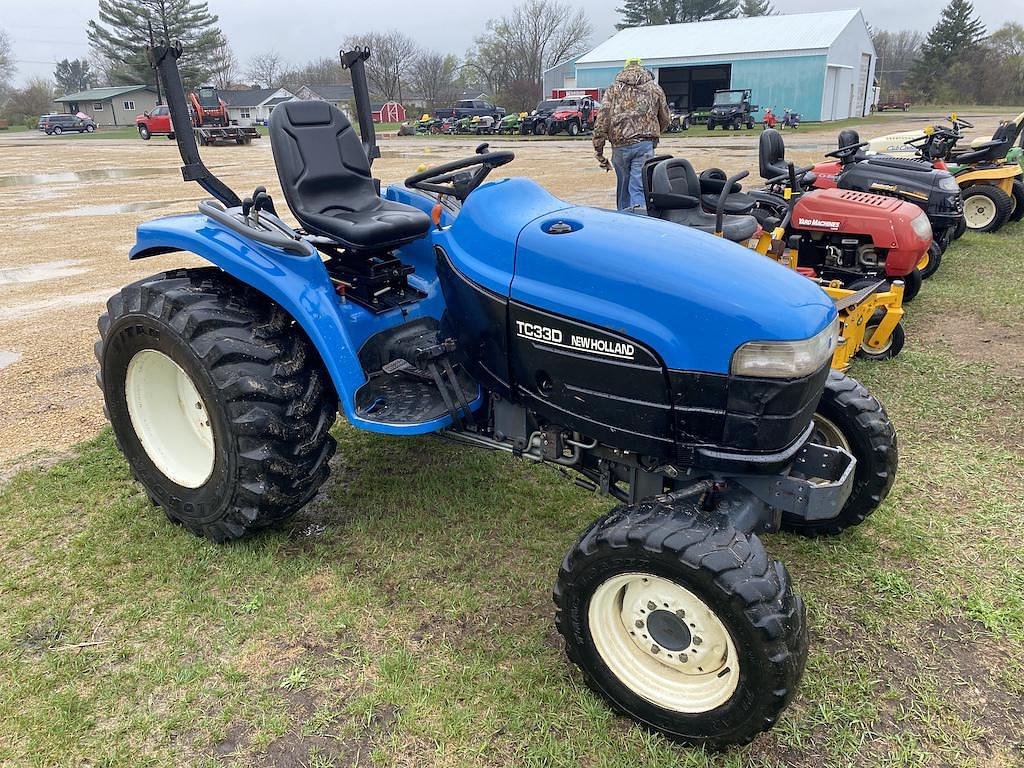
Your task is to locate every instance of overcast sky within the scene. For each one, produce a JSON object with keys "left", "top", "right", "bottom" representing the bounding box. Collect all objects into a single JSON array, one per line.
[{"left": 5, "top": 0, "right": 1021, "bottom": 86}]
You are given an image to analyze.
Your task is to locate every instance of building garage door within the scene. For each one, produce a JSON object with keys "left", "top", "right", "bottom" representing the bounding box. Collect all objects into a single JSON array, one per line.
[
  {"left": 657, "top": 64, "right": 731, "bottom": 112},
  {"left": 854, "top": 53, "right": 871, "bottom": 118}
]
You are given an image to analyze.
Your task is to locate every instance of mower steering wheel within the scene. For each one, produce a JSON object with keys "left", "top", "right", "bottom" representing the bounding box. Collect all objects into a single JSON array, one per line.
[
  {"left": 405, "top": 143, "right": 515, "bottom": 201},
  {"left": 826, "top": 140, "right": 869, "bottom": 159},
  {"left": 765, "top": 163, "right": 814, "bottom": 189}
]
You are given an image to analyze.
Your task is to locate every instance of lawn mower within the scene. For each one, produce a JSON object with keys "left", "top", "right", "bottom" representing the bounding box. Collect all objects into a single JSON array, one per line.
[
  {"left": 867, "top": 113, "right": 1024, "bottom": 232},
  {"left": 666, "top": 104, "right": 690, "bottom": 132},
  {"left": 497, "top": 111, "right": 526, "bottom": 134},
  {"left": 807, "top": 129, "right": 963, "bottom": 276},
  {"left": 753, "top": 130, "right": 931, "bottom": 300},
  {"left": 641, "top": 156, "right": 907, "bottom": 366},
  {"left": 97, "top": 42, "right": 899, "bottom": 749}
]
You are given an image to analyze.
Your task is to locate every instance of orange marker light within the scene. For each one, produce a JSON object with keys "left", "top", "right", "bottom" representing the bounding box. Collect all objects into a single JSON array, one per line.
[{"left": 431, "top": 203, "right": 443, "bottom": 229}]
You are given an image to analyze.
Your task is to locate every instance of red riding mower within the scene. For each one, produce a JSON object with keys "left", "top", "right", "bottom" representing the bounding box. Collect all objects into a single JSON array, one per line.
[{"left": 641, "top": 157, "right": 907, "bottom": 367}]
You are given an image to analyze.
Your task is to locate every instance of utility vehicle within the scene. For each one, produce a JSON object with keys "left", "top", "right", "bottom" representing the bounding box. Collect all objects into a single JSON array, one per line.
[
  {"left": 706, "top": 89, "right": 757, "bottom": 131},
  {"left": 520, "top": 98, "right": 562, "bottom": 135},
  {"left": 545, "top": 96, "right": 599, "bottom": 136},
  {"left": 97, "top": 43, "right": 899, "bottom": 749}
]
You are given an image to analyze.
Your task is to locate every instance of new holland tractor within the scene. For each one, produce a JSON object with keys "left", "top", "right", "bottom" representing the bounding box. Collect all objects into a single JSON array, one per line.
[{"left": 96, "top": 43, "right": 899, "bottom": 749}]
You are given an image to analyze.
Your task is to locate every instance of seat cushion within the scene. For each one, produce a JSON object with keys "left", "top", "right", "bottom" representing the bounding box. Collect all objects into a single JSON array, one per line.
[
  {"left": 664, "top": 206, "right": 759, "bottom": 242},
  {"left": 301, "top": 198, "right": 434, "bottom": 251},
  {"left": 701, "top": 192, "right": 755, "bottom": 215}
]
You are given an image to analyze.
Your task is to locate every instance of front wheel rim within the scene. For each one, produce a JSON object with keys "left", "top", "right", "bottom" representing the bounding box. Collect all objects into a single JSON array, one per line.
[
  {"left": 964, "top": 194, "right": 997, "bottom": 228},
  {"left": 813, "top": 414, "right": 852, "bottom": 453},
  {"left": 588, "top": 572, "right": 740, "bottom": 713},
  {"left": 125, "top": 350, "right": 215, "bottom": 488}
]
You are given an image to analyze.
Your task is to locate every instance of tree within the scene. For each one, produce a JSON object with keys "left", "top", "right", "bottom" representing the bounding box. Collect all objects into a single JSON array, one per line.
[
  {"left": 245, "top": 51, "right": 285, "bottom": 88},
  {"left": 907, "top": 0, "right": 985, "bottom": 99},
  {"left": 617, "top": 0, "right": 738, "bottom": 29},
  {"left": 280, "top": 57, "right": 348, "bottom": 91},
  {"left": 738, "top": 0, "right": 774, "bottom": 16},
  {"left": 408, "top": 51, "right": 460, "bottom": 113},
  {"left": 54, "top": 59, "right": 93, "bottom": 94},
  {"left": 88, "top": 0, "right": 228, "bottom": 90},
  {"left": 209, "top": 41, "right": 237, "bottom": 89},
  {"left": 872, "top": 29, "right": 923, "bottom": 91},
  {"left": 4, "top": 77, "right": 55, "bottom": 121},
  {"left": 0, "top": 29, "right": 15, "bottom": 105},
  {"left": 473, "top": 0, "right": 591, "bottom": 109},
  {"left": 989, "top": 22, "right": 1024, "bottom": 57},
  {"left": 341, "top": 31, "right": 419, "bottom": 101}
]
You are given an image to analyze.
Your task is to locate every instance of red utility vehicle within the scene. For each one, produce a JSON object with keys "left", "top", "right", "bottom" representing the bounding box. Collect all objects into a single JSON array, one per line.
[{"left": 545, "top": 96, "right": 599, "bottom": 136}]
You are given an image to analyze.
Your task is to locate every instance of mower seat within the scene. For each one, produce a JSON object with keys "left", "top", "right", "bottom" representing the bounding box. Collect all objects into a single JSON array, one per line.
[
  {"left": 758, "top": 128, "right": 816, "bottom": 186},
  {"left": 698, "top": 169, "right": 756, "bottom": 215},
  {"left": 835, "top": 129, "right": 867, "bottom": 164},
  {"left": 646, "top": 158, "right": 758, "bottom": 242},
  {"left": 270, "top": 100, "right": 431, "bottom": 252}
]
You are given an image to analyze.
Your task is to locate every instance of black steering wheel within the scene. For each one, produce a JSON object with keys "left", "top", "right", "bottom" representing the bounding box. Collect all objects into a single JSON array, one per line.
[
  {"left": 826, "top": 140, "right": 869, "bottom": 159},
  {"left": 405, "top": 143, "right": 515, "bottom": 201},
  {"left": 765, "top": 162, "right": 814, "bottom": 190}
]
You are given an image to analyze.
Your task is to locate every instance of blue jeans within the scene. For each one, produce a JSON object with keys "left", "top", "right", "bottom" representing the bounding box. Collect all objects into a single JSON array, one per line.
[{"left": 612, "top": 140, "right": 654, "bottom": 210}]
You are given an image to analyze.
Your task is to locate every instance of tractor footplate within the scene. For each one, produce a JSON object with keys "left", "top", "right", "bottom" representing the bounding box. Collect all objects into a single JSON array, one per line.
[
  {"left": 729, "top": 441, "right": 855, "bottom": 521},
  {"left": 354, "top": 365, "right": 477, "bottom": 425}
]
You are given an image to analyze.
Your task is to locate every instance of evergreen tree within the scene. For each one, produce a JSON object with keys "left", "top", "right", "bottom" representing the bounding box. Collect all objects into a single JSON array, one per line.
[
  {"left": 617, "top": 0, "right": 738, "bottom": 29},
  {"left": 907, "top": 0, "right": 985, "bottom": 98},
  {"left": 87, "top": 0, "right": 227, "bottom": 90},
  {"left": 738, "top": 0, "right": 774, "bottom": 16},
  {"left": 54, "top": 59, "right": 92, "bottom": 94}
]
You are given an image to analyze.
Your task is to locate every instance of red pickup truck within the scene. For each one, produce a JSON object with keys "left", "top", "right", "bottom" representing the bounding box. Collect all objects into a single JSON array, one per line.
[{"left": 136, "top": 105, "right": 174, "bottom": 139}]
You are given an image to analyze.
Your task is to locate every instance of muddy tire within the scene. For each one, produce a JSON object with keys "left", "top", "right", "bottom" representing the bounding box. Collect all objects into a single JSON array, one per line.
[
  {"left": 918, "top": 241, "right": 942, "bottom": 279},
  {"left": 555, "top": 500, "right": 807, "bottom": 748},
  {"left": 962, "top": 185, "right": 1011, "bottom": 233},
  {"left": 1009, "top": 179, "right": 1024, "bottom": 223},
  {"left": 781, "top": 372, "right": 897, "bottom": 537},
  {"left": 96, "top": 268, "right": 337, "bottom": 542},
  {"left": 138, "top": 125, "right": 150, "bottom": 140},
  {"left": 856, "top": 309, "right": 905, "bottom": 361}
]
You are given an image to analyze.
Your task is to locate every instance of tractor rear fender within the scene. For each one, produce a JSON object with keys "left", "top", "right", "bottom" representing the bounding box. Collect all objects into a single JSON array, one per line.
[{"left": 128, "top": 212, "right": 457, "bottom": 436}]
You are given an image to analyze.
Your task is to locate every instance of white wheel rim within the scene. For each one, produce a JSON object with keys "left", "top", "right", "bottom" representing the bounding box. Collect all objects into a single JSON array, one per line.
[
  {"left": 860, "top": 322, "right": 893, "bottom": 356},
  {"left": 964, "top": 194, "right": 996, "bottom": 228},
  {"left": 588, "top": 572, "right": 740, "bottom": 713},
  {"left": 813, "top": 414, "right": 851, "bottom": 453},
  {"left": 125, "top": 350, "right": 215, "bottom": 488}
]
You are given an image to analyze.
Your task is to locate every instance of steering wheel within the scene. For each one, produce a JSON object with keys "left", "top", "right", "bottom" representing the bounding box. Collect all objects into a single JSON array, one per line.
[
  {"left": 764, "top": 163, "right": 814, "bottom": 189},
  {"left": 405, "top": 143, "right": 515, "bottom": 201},
  {"left": 826, "top": 140, "right": 869, "bottom": 159}
]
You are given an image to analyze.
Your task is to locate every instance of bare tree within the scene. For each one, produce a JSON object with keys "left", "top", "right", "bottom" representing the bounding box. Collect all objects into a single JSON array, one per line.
[
  {"left": 0, "top": 29, "right": 16, "bottom": 105},
  {"left": 873, "top": 29, "right": 925, "bottom": 91},
  {"left": 341, "top": 30, "right": 419, "bottom": 101},
  {"left": 281, "top": 57, "right": 348, "bottom": 91},
  {"left": 473, "top": 0, "right": 591, "bottom": 108},
  {"left": 245, "top": 50, "right": 285, "bottom": 88},
  {"left": 407, "top": 51, "right": 460, "bottom": 112},
  {"left": 5, "top": 77, "right": 55, "bottom": 120},
  {"left": 210, "top": 41, "right": 238, "bottom": 89}
]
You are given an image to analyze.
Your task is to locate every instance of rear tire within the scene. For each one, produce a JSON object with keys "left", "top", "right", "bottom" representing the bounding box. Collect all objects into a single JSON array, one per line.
[
  {"left": 53, "top": 126, "right": 63, "bottom": 135},
  {"left": 1009, "top": 179, "right": 1024, "bottom": 223},
  {"left": 96, "top": 268, "right": 337, "bottom": 542},
  {"left": 781, "top": 372, "right": 897, "bottom": 537},
  {"left": 555, "top": 500, "right": 807, "bottom": 748},
  {"left": 962, "top": 185, "right": 1011, "bottom": 233}
]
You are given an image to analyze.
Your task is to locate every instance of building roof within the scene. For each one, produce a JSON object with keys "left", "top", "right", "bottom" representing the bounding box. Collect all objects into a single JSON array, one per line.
[
  {"left": 219, "top": 88, "right": 278, "bottom": 107},
  {"left": 265, "top": 96, "right": 292, "bottom": 106},
  {"left": 302, "top": 84, "right": 354, "bottom": 101},
  {"left": 577, "top": 9, "right": 863, "bottom": 65},
  {"left": 54, "top": 84, "right": 154, "bottom": 102}
]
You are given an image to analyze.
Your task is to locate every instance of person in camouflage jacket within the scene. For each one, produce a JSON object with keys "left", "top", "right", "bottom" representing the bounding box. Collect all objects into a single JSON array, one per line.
[{"left": 593, "top": 60, "right": 671, "bottom": 210}]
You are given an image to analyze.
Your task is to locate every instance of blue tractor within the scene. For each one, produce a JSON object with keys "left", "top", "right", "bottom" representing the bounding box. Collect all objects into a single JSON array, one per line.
[{"left": 96, "top": 44, "right": 897, "bottom": 748}]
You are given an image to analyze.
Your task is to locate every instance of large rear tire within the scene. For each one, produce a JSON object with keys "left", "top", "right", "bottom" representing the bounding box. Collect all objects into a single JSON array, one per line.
[
  {"left": 781, "top": 372, "right": 897, "bottom": 537},
  {"left": 962, "top": 185, "right": 1011, "bottom": 233},
  {"left": 96, "top": 268, "right": 337, "bottom": 542},
  {"left": 555, "top": 500, "right": 807, "bottom": 748}
]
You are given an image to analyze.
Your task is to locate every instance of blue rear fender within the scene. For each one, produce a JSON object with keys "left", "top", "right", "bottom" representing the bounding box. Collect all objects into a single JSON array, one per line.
[{"left": 129, "top": 212, "right": 469, "bottom": 435}]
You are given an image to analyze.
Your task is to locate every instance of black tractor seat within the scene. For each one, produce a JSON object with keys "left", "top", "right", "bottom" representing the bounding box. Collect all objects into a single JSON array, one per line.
[
  {"left": 644, "top": 157, "right": 759, "bottom": 242},
  {"left": 759, "top": 128, "right": 816, "bottom": 186},
  {"left": 698, "top": 168, "right": 756, "bottom": 214},
  {"left": 270, "top": 100, "right": 431, "bottom": 252}
]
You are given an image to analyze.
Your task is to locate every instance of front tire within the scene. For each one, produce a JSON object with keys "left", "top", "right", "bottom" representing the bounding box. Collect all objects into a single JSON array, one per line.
[
  {"left": 1009, "top": 179, "right": 1024, "bottom": 223},
  {"left": 86, "top": 124, "right": 96, "bottom": 133},
  {"left": 962, "top": 185, "right": 1011, "bottom": 233},
  {"left": 138, "top": 125, "right": 151, "bottom": 140},
  {"left": 96, "top": 268, "right": 337, "bottom": 542},
  {"left": 918, "top": 241, "right": 942, "bottom": 279},
  {"left": 899, "top": 267, "right": 922, "bottom": 302},
  {"left": 781, "top": 372, "right": 897, "bottom": 536},
  {"left": 555, "top": 501, "right": 807, "bottom": 748}
]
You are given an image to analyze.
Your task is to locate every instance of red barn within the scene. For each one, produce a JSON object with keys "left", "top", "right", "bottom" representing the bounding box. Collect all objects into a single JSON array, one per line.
[{"left": 372, "top": 102, "right": 406, "bottom": 123}]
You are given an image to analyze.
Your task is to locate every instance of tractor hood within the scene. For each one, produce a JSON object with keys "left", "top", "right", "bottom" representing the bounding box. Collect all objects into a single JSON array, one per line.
[{"left": 443, "top": 177, "right": 836, "bottom": 374}]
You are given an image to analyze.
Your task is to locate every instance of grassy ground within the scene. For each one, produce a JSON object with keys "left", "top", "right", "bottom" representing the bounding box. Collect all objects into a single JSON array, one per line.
[{"left": 1, "top": 224, "right": 1023, "bottom": 767}]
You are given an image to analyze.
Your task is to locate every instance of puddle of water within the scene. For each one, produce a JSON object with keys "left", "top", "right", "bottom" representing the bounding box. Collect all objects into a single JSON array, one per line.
[
  {"left": 0, "top": 167, "right": 178, "bottom": 188},
  {"left": 0, "top": 351, "right": 21, "bottom": 370},
  {"left": 0, "top": 259, "right": 89, "bottom": 286},
  {"left": 58, "top": 200, "right": 185, "bottom": 217},
  {"left": 0, "top": 287, "right": 117, "bottom": 323}
]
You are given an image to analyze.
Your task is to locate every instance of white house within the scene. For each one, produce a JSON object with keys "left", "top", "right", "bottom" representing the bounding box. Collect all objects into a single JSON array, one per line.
[{"left": 219, "top": 87, "right": 294, "bottom": 126}]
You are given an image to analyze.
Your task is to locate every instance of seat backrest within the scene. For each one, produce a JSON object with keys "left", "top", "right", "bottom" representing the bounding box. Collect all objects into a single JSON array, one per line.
[
  {"left": 759, "top": 129, "right": 788, "bottom": 180},
  {"left": 651, "top": 158, "right": 700, "bottom": 198},
  {"left": 835, "top": 129, "right": 863, "bottom": 165},
  {"left": 270, "top": 100, "right": 378, "bottom": 220}
]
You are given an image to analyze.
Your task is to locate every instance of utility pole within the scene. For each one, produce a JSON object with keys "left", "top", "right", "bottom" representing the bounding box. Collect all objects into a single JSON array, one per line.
[{"left": 148, "top": 18, "right": 163, "bottom": 105}]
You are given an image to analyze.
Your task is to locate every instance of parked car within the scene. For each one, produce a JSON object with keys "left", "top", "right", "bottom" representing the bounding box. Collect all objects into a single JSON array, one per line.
[
  {"left": 136, "top": 105, "right": 173, "bottom": 139},
  {"left": 37, "top": 114, "right": 62, "bottom": 130},
  {"left": 41, "top": 114, "right": 97, "bottom": 135},
  {"left": 434, "top": 99, "right": 506, "bottom": 121}
]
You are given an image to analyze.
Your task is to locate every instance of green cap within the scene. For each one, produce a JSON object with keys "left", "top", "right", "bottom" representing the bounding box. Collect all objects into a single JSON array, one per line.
[{"left": 624, "top": 56, "right": 643, "bottom": 67}]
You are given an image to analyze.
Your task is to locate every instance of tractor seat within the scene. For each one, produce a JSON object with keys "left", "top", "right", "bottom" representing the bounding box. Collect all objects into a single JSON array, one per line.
[
  {"left": 645, "top": 158, "right": 758, "bottom": 242},
  {"left": 698, "top": 168, "right": 756, "bottom": 215},
  {"left": 835, "top": 129, "right": 867, "bottom": 164},
  {"left": 270, "top": 100, "right": 431, "bottom": 252},
  {"left": 758, "top": 128, "right": 816, "bottom": 187}
]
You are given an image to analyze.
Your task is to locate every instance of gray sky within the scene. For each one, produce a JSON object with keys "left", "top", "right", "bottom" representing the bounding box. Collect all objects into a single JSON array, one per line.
[{"left": 5, "top": 0, "right": 1022, "bottom": 86}]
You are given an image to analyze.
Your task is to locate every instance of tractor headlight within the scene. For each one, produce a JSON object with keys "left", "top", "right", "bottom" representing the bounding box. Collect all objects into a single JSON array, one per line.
[
  {"left": 731, "top": 319, "right": 838, "bottom": 379},
  {"left": 938, "top": 175, "right": 960, "bottom": 192},
  {"left": 910, "top": 212, "right": 932, "bottom": 241}
]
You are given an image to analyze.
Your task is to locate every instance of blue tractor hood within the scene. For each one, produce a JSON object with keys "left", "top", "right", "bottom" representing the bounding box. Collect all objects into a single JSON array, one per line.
[{"left": 483, "top": 182, "right": 838, "bottom": 375}]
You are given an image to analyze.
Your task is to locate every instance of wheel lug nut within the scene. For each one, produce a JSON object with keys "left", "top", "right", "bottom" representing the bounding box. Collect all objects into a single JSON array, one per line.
[
  {"left": 650, "top": 644, "right": 659, "bottom": 654},
  {"left": 693, "top": 636, "right": 703, "bottom": 646},
  {"left": 647, "top": 601, "right": 657, "bottom": 611},
  {"left": 675, "top": 609, "right": 685, "bottom": 619},
  {"left": 679, "top": 653, "right": 688, "bottom": 663},
  {"left": 634, "top": 619, "right": 644, "bottom": 629}
]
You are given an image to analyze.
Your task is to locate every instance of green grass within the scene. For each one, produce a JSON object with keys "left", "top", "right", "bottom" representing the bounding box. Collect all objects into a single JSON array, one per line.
[
  {"left": 53, "top": 126, "right": 141, "bottom": 140},
  {"left": 2, "top": 229, "right": 1023, "bottom": 767}
]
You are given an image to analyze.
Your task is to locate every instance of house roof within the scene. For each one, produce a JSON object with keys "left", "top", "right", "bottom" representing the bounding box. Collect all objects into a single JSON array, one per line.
[
  {"left": 265, "top": 96, "right": 292, "bottom": 106},
  {"left": 54, "top": 85, "right": 154, "bottom": 102},
  {"left": 302, "top": 84, "right": 354, "bottom": 101},
  {"left": 219, "top": 88, "right": 278, "bottom": 107},
  {"left": 577, "top": 9, "right": 864, "bottom": 65}
]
